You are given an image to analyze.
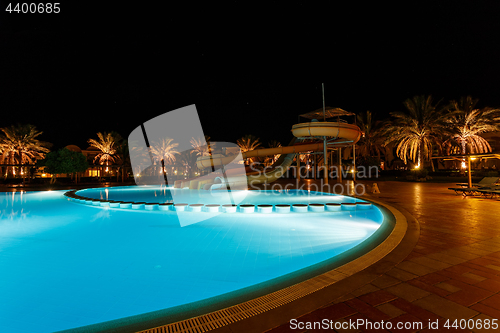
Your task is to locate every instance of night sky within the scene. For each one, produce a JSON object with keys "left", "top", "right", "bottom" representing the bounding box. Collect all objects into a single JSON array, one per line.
[{"left": 1, "top": 2, "right": 500, "bottom": 150}]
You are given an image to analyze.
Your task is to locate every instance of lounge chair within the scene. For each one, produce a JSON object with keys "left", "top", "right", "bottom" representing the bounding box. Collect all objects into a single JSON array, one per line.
[
  {"left": 456, "top": 177, "right": 499, "bottom": 188},
  {"left": 448, "top": 186, "right": 480, "bottom": 196},
  {"left": 449, "top": 183, "right": 500, "bottom": 196},
  {"left": 474, "top": 185, "right": 500, "bottom": 198}
]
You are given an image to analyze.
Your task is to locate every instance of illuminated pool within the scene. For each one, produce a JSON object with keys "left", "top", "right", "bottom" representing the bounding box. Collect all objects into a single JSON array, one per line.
[{"left": 0, "top": 187, "right": 392, "bottom": 332}]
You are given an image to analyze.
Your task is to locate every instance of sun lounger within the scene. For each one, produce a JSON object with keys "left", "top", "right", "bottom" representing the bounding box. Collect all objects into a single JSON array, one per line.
[
  {"left": 448, "top": 186, "right": 480, "bottom": 196},
  {"left": 456, "top": 177, "right": 499, "bottom": 188},
  {"left": 474, "top": 186, "right": 500, "bottom": 198},
  {"left": 448, "top": 183, "right": 500, "bottom": 196}
]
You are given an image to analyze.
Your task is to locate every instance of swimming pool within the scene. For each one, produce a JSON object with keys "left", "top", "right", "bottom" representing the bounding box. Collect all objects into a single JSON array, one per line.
[{"left": 0, "top": 187, "right": 391, "bottom": 332}]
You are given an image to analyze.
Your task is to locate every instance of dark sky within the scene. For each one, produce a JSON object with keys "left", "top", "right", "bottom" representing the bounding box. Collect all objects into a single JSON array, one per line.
[{"left": 1, "top": 2, "right": 500, "bottom": 150}]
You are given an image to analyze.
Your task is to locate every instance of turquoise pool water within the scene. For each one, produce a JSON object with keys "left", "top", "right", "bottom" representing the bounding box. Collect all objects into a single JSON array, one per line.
[{"left": 0, "top": 187, "right": 387, "bottom": 332}]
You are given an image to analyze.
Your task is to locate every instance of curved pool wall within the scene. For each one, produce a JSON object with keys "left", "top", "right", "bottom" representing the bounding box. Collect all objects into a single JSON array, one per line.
[
  {"left": 0, "top": 187, "right": 392, "bottom": 333},
  {"left": 67, "top": 186, "right": 376, "bottom": 228},
  {"left": 70, "top": 186, "right": 369, "bottom": 209}
]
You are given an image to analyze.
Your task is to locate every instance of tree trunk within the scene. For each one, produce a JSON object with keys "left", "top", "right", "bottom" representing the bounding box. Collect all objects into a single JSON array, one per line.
[{"left": 417, "top": 141, "right": 421, "bottom": 168}]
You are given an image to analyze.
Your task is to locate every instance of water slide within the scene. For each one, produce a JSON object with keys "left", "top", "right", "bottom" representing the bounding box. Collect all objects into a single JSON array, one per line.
[{"left": 178, "top": 121, "right": 362, "bottom": 189}]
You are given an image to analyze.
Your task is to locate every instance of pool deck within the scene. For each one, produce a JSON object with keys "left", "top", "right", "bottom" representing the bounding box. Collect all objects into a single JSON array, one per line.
[{"left": 259, "top": 180, "right": 500, "bottom": 333}]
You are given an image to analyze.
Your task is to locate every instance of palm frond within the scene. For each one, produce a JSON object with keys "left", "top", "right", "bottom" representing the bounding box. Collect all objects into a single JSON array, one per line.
[
  {"left": 88, "top": 132, "right": 118, "bottom": 165},
  {"left": 385, "top": 95, "right": 446, "bottom": 166}
]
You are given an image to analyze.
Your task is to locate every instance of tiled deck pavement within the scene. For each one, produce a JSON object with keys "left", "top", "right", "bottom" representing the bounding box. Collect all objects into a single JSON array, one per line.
[{"left": 265, "top": 181, "right": 500, "bottom": 333}]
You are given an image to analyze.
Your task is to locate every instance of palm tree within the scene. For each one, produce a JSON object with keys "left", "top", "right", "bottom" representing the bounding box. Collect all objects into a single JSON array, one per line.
[
  {"left": 127, "top": 139, "right": 148, "bottom": 179},
  {"left": 149, "top": 138, "right": 179, "bottom": 176},
  {"left": 109, "top": 132, "right": 127, "bottom": 182},
  {"left": 178, "top": 150, "right": 199, "bottom": 178},
  {"left": 237, "top": 134, "right": 262, "bottom": 165},
  {"left": 384, "top": 95, "right": 445, "bottom": 170},
  {"left": 356, "top": 111, "right": 385, "bottom": 160},
  {"left": 88, "top": 132, "right": 120, "bottom": 177},
  {"left": 190, "top": 135, "right": 215, "bottom": 156},
  {"left": 0, "top": 124, "right": 51, "bottom": 180},
  {"left": 0, "top": 142, "right": 6, "bottom": 177},
  {"left": 265, "top": 140, "right": 282, "bottom": 166},
  {"left": 444, "top": 96, "right": 500, "bottom": 155}
]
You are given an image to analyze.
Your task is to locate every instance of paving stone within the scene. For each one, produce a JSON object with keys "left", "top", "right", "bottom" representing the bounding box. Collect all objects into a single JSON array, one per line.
[
  {"left": 305, "top": 302, "right": 357, "bottom": 321},
  {"left": 426, "top": 252, "right": 468, "bottom": 265},
  {"left": 396, "top": 261, "right": 437, "bottom": 276},
  {"left": 372, "top": 274, "right": 401, "bottom": 289},
  {"left": 385, "top": 283, "right": 431, "bottom": 302},
  {"left": 443, "top": 264, "right": 471, "bottom": 275},
  {"left": 437, "top": 269, "right": 488, "bottom": 285},
  {"left": 461, "top": 272, "right": 487, "bottom": 283},
  {"left": 473, "top": 279, "right": 500, "bottom": 292},
  {"left": 470, "top": 303, "right": 500, "bottom": 321},
  {"left": 416, "top": 272, "right": 450, "bottom": 285},
  {"left": 375, "top": 303, "right": 406, "bottom": 319},
  {"left": 439, "top": 249, "right": 480, "bottom": 261},
  {"left": 479, "top": 294, "right": 500, "bottom": 310},
  {"left": 386, "top": 267, "right": 419, "bottom": 281},
  {"left": 351, "top": 284, "right": 380, "bottom": 297},
  {"left": 332, "top": 293, "right": 356, "bottom": 304},
  {"left": 345, "top": 298, "right": 391, "bottom": 321},
  {"left": 413, "top": 294, "right": 479, "bottom": 320},
  {"left": 457, "top": 246, "right": 493, "bottom": 256},
  {"left": 485, "top": 264, "right": 500, "bottom": 272},
  {"left": 358, "top": 290, "right": 398, "bottom": 306},
  {"left": 445, "top": 287, "right": 494, "bottom": 307},
  {"left": 435, "top": 282, "right": 461, "bottom": 293},
  {"left": 389, "top": 298, "right": 442, "bottom": 322},
  {"left": 409, "top": 256, "right": 452, "bottom": 270},
  {"left": 468, "top": 268, "right": 500, "bottom": 281},
  {"left": 407, "top": 279, "right": 453, "bottom": 297},
  {"left": 462, "top": 262, "right": 500, "bottom": 276}
]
